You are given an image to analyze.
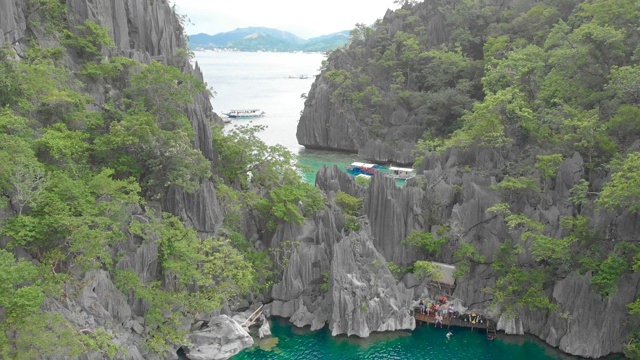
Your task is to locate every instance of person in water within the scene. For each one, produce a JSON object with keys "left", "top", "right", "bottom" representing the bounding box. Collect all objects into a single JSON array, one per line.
[{"left": 446, "top": 331, "right": 453, "bottom": 339}]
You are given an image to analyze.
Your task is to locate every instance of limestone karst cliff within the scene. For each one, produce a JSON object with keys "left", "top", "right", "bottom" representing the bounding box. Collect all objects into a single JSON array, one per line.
[
  {"left": 3, "top": 0, "right": 640, "bottom": 359},
  {"left": 292, "top": 0, "right": 640, "bottom": 357},
  {"left": 0, "top": 0, "right": 232, "bottom": 359},
  {"left": 296, "top": 1, "right": 482, "bottom": 165}
]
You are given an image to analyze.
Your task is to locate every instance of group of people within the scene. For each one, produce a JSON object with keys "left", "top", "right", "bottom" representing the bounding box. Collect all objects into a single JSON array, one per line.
[
  {"left": 414, "top": 297, "right": 488, "bottom": 338},
  {"left": 418, "top": 296, "right": 455, "bottom": 323}
]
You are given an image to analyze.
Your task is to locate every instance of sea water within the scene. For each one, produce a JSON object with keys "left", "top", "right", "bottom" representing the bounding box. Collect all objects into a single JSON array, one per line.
[
  {"left": 195, "top": 50, "right": 360, "bottom": 183},
  {"left": 194, "top": 51, "right": 601, "bottom": 359}
]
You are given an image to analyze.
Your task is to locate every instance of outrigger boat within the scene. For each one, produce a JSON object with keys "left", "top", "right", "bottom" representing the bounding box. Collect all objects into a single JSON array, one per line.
[
  {"left": 223, "top": 109, "right": 266, "bottom": 118},
  {"left": 388, "top": 166, "right": 416, "bottom": 180},
  {"left": 345, "top": 162, "right": 385, "bottom": 177},
  {"left": 345, "top": 162, "right": 416, "bottom": 181}
]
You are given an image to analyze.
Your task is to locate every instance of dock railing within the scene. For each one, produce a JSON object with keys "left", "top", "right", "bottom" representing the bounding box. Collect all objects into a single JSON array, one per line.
[{"left": 414, "top": 311, "right": 489, "bottom": 331}]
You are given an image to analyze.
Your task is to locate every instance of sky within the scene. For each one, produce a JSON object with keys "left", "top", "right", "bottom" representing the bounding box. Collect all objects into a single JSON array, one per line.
[{"left": 170, "top": 0, "right": 400, "bottom": 39}]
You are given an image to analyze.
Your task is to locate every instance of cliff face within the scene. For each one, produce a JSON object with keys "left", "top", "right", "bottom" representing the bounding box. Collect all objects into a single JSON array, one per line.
[
  {"left": 67, "top": 0, "right": 221, "bottom": 231},
  {"left": 4, "top": 1, "right": 638, "bottom": 359},
  {"left": 415, "top": 147, "right": 640, "bottom": 358},
  {"left": 295, "top": 3, "right": 470, "bottom": 165},
  {"left": 1, "top": 1, "right": 232, "bottom": 358},
  {"left": 267, "top": 166, "right": 416, "bottom": 337},
  {"left": 296, "top": 49, "right": 419, "bottom": 165},
  {"left": 0, "top": 0, "right": 24, "bottom": 45},
  {"left": 269, "top": 150, "right": 640, "bottom": 358}
]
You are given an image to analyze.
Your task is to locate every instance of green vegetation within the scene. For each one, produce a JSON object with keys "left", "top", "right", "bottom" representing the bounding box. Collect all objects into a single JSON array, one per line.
[
  {"left": 335, "top": 191, "right": 362, "bottom": 216},
  {"left": 212, "top": 124, "right": 325, "bottom": 231},
  {"left": 598, "top": 152, "right": 640, "bottom": 213},
  {"left": 62, "top": 20, "right": 114, "bottom": 60},
  {"left": 401, "top": 229, "right": 449, "bottom": 257},
  {"left": 0, "top": 4, "right": 327, "bottom": 357},
  {"left": 453, "top": 243, "right": 485, "bottom": 279},
  {"left": 335, "top": 191, "right": 363, "bottom": 233},
  {"left": 360, "top": 303, "right": 369, "bottom": 313},
  {"left": 321, "top": 0, "right": 640, "bottom": 353},
  {"left": 387, "top": 262, "right": 401, "bottom": 281},
  {"left": 321, "top": 271, "right": 330, "bottom": 293},
  {"left": 412, "top": 260, "right": 441, "bottom": 281}
]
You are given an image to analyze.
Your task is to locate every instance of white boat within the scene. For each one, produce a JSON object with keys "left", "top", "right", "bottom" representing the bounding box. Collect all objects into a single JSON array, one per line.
[
  {"left": 219, "top": 114, "right": 232, "bottom": 124},
  {"left": 224, "top": 109, "right": 266, "bottom": 118},
  {"left": 388, "top": 166, "right": 416, "bottom": 180}
]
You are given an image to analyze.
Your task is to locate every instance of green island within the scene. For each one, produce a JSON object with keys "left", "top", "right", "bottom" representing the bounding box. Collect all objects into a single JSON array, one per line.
[{"left": 188, "top": 27, "right": 351, "bottom": 53}]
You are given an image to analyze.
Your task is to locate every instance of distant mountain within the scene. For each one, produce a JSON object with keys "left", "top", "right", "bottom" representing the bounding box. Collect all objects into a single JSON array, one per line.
[
  {"left": 301, "top": 30, "right": 351, "bottom": 52},
  {"left": 188, "top": 27, "right": 350, "bottom": 52}
]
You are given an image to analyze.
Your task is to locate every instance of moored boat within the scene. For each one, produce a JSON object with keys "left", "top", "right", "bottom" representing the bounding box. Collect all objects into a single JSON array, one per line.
[
  {"left": 224, "top": 109, "right": 266, "bottom": 118},
  {"left": 345, "top": 162, "right": 384, "bottom": 177},
  {"left": 388, "top": 166, "right": 416, "bottom": 180}
]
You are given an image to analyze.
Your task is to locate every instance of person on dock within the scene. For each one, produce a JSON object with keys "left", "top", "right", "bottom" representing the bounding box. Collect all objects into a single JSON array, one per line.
[
  {"left": 435, "top": 314, "right": 443, "bottom": 328},
  {"left": 419, "top": 299, "right": 426, "bottom": 314}
]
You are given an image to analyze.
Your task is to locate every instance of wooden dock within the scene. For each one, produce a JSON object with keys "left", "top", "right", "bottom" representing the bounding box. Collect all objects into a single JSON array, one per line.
[{"left": 414, "top": 313, "right": 489, "bottom": 331}]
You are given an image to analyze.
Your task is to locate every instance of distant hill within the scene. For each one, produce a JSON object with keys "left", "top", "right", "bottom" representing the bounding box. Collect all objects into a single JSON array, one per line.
[
  {"left": 188, "top": 27, "right": 350, "bottom": 52},
  {"left": 301, "top": 31, "right": 350, "bottom": 52}
]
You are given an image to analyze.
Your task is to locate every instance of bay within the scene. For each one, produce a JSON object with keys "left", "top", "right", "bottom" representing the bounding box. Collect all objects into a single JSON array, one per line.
[
  {"left": 193, "top": 51, "right": 598, "bottom": 360},
  {"left": 195, "top": 50, "right": 361, "bottom": 183},
  {"left": 196, "top": 51, "right": 321, "bottom": 153}
]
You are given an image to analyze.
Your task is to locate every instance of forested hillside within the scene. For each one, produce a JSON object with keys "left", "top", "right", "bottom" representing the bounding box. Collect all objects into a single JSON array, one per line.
[
  {"left": 4, "top": 0, "right": 640, "bottom": 358},
  {"left": 298, "top": 0, "right": 640, "bottom": 164},
  {"left": 0, "top": 0, "right": 323, "bottom": 358},
  {"left": 296, "top": 0, "right": 640, "bottom": 357}
]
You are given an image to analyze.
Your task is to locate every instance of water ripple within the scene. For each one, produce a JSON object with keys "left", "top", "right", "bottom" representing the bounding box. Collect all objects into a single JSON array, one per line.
[{"left": 232, "top": 318, "right": 590, "bottom": 360}]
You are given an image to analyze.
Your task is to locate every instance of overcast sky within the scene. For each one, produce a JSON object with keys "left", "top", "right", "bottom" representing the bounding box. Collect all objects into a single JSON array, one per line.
[{"left": 171, "top": 0, "right": 399, "bottom": 39}]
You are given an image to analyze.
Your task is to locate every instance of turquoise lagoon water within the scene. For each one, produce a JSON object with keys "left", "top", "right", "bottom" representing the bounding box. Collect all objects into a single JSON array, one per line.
[
  {"left": 297, "top": 148, "right": 361, "bottom": 184},
  {"left": 233, "top": 318, "right": 586, "bottom": 360}
]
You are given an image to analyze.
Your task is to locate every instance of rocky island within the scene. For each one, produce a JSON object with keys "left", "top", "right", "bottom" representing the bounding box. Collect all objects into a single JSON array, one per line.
[{"left": 1, "top": 0, "right": 640, "bottom": 359}]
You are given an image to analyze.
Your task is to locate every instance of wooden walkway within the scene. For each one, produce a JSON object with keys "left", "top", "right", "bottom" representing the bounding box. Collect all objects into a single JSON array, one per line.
[
  {"left": 240, "top": 304, "right": 264, "bottom": 328},
  {"left": 414, "top": 313, "right": 489, "bottom": 331}
]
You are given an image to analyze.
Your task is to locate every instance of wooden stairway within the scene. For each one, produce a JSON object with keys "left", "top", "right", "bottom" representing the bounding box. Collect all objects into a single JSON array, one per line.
[
  {"left": 486, "top": 320, "right": 497, "bottom": 340},
  {"left": 240, "top": 304, "right": 264, "bottom": 328}
]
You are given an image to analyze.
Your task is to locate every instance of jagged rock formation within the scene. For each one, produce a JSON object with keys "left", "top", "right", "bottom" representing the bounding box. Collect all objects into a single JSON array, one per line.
[
  {"left": 364, "top": 172, "right": 424, "bottom": 265},
  {"left": 295, "top": 3, "right": 467, "bottom": 165},
  {"left": 328, "top": 228, "right": 415, "bottom": 337},
  {"left": 0, "top": 0, "right": 233, "bottom": 358},
  {"left": 4, "top": 0, "right": 639, "bottom": 358},
  {"left": 182, "top": 315, "right": 253, "bottom": 360},
  {"left": 414, "top": 147, "right": 640, "bottom": 358},
  {"left": 268, "top": 146, "right": 640, "bottom": 358},
  {"left": 296, "top": 50, "right": 419, "bottom": 165},
  {"left": 44, "top": 270, "right": 148, "bottom": 360},
  {"left": 266, "top": 167, "right": 416, "bottom": 337}
]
